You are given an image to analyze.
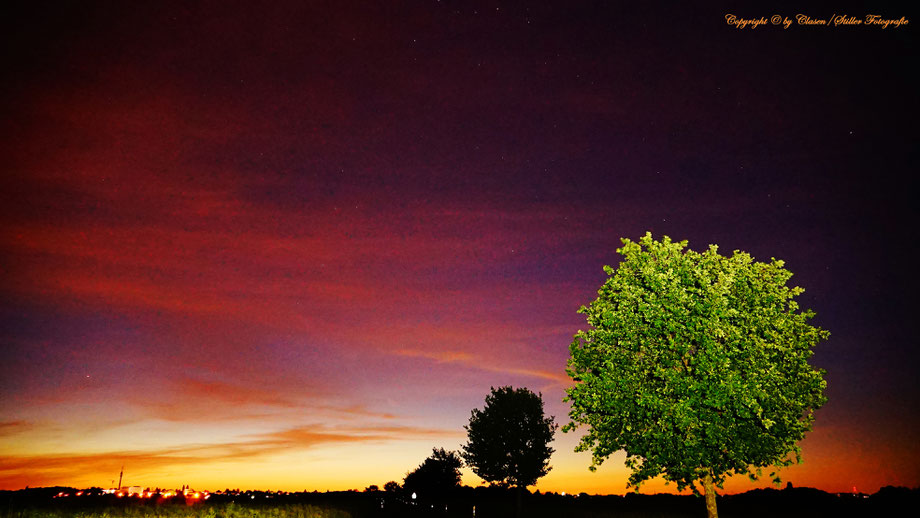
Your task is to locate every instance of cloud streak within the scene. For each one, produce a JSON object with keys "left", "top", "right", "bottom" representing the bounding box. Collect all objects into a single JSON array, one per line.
[
  {"left": 396, "top": 349, "right": 569, "bottom": 386},
  {"left": 0, "top": 422, "right": 459, "bottom": 488}
]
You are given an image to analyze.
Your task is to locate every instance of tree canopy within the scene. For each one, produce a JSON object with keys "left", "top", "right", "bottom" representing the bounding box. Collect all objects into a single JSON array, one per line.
[
  {"left": 564, "top": 233, "right": 828, "bottom": 517},
  {"left": 402, "top": 448, "right": 463, "bottom": 504},
  {"left": 462, "top": 386, "right": 557, "bottom": 488}
]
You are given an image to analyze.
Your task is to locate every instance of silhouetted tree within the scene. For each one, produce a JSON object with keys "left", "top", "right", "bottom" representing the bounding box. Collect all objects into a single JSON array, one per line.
[
  {"left": 383, "top": 481, "right": 401, "bottom": 493},
  {"left": 565, "top": 233, "right": 829, "bottom": 518},
  {"left": 403, "top": 448, "right": 462, "bottom": 507},
  {"left": 462, "top": 386, "right": 557, "bottom": 489},
  {"left": 463, "top": 386, "right": 557, "bottom": 517}
]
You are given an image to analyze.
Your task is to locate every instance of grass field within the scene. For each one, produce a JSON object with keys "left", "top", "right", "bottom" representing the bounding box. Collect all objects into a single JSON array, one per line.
[
  {"left": 3, "top": 503, "right": 351, "bottom": 518},
  {"left": 3, "top": 486, "right": 918, "bottom": 518}
]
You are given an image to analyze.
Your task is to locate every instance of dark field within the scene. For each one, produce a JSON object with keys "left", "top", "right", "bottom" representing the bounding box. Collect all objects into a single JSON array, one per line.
[{"left": 3, "top": 486, "right": 919, "bottom": 518}]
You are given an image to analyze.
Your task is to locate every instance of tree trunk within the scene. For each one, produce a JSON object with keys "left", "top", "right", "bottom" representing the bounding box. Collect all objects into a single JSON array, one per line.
[
  {"left": 702, "top": 473, "right": 719, "bottom": 518},
  {"left": 515, "top": 486, "right": 523, "bottom": 518}
]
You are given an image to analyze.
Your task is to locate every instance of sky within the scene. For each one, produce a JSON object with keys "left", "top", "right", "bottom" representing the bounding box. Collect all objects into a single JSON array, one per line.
[{"left": 1, "top": 1, "right": 917, "bottom": 496}]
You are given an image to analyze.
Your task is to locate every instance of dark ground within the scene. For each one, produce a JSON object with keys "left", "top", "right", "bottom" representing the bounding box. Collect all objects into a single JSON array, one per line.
[{"left": 3, "top": 485, "right": 918, "bottom": 518}]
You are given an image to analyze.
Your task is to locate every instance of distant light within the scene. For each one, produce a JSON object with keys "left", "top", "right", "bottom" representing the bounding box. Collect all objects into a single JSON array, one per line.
[{"left": 411, "top": 492, "right": 417, "bottom": 500}]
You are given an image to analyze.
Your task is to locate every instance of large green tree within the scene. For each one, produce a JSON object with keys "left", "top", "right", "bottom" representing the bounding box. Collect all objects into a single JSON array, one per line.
[{"left": 564, "top": 233, "right": 828, "bottom": 518}]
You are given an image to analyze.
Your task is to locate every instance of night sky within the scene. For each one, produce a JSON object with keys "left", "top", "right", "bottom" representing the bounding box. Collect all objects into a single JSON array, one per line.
[{"left": 1, "top": 1, "right": 917, "bottom": 495}]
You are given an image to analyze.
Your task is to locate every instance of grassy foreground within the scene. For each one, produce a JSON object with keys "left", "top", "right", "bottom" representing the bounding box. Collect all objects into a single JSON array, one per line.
[
  {"left": 5, "top": 503, "right": 350, "bottom": 518},
  {"left": 4, "top": 486, "right": 919, "bottom": 518}
]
